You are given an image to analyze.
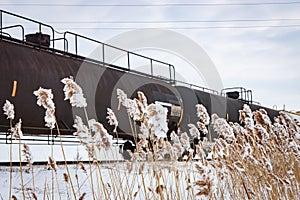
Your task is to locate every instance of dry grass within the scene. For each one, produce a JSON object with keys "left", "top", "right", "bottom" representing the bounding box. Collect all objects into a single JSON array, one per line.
[{"left": 2, "top": 79, "right": 299, "bottom": 200}]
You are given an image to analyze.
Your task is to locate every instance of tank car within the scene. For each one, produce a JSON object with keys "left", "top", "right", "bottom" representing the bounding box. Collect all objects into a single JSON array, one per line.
[{"left": 0, "top": 10, "right": 279, "bottom": 145}]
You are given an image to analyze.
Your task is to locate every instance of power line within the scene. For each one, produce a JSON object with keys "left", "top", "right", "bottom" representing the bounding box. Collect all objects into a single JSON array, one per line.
[
  {"left": 1, "top": 2, "right": 300, "bottom": 7},
  {"left": 41, "top": 18, "right": 300, "bottom": 24},
  {"left": 54, "top": 25, "right": 300, "bottom": 30}
]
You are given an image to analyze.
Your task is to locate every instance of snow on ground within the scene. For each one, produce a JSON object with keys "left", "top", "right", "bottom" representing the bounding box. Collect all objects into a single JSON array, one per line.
[
  {"left": 0, "top": 132, "right": 130, "bottom": 199},
  {"left": 0, "top": 160, "right": 196, "bottom": 200}
]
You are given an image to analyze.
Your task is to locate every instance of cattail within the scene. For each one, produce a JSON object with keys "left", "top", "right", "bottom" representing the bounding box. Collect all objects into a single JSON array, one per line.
[
  {"left": 254, "top": 124, "right": 269, "bottom": 142},
  {"left": 196, "top": 104, "right": 210, "bottom": 125},
  {"left": 137, "top": 91, "right": 148, "bottom": 107},
  {"left": 125, "top": 160, "right": 133, "bottom": 173},
  {"left": 239, "top": 104, "right": 254, "bottom": 131},
  {"left": 79, "top": 162, "right": 87, "bottom": 173},
  {"left": 126, "top": 98, "right": 145, "bottom": 121},
  {"left": 31, "top": 192, "right": 38, "bottom": 200},
  {"left": 188, "top": 123, "right": 201, "bottom": 137},
  {"left": 106, "top": 108, "right": 118, "bottom": 132},
  {"left": 48, "top": 156, "right": 57, "bottom": 172},
  {"left": 63, "top": 173, "right": 69, "bottom": 183},
  {"left": 170, "top": 131, "right": 180, "bottom": 143},
  {"left": 79, "top": 192, "right": 87, "bottom": 200},
  {"left": 212, "top": 114, "right": 235, "bottom": 142},
  {"left": 232, "top": 161, "right": 245, "bottom": 172},
  {"left": 61, "top": 76, "right": 87, "bottom": 108},
  {"left": 22, "top": 143, "right": 32, "bottom": 172},
  {"left": 155, "top": 185, "right": 165, "bottom": 194},
  {"left": 143, "top": 103, "right": 168, "bottom": 138},
  {"left": 3, "top": 100, "right": 15, "bottom": 120},
  {"left": 180, "top": 132, "right": 190, "bottom": 150},
  {"left": 116, "top": 88, "right": 129, "bottom": 108},
  {"left": 89, "top": 119, "right": 113, "bottom": 150},
  {"left": 33, "top": 87, "right": 56, "bottom": 129},
  {"left": 194, "top": 164, "right": 217, "bottom": 198},
  {"left": 73, "top": 116, "right": 90, "bottom": 144},
  {"left": 11, "top": 119, "right": 23, "bottom": 139},
  {"left": 239, "top": 104, "right": 253, "bottom": 120},
  {"left": 198, "top": 122, "right": 209, "bottom": 135},
  {"left": 242, "top": 143, "right": 253, "bottom": 159}
]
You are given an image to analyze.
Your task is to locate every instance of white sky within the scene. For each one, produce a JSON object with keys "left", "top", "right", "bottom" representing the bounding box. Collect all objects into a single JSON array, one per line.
[{"left": 1, "top": 0, "right": 300, "bottom": 111}]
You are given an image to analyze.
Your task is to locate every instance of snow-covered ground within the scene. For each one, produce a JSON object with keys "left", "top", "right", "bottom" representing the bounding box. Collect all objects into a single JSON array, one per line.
[
  {"left": 0, "top": 157, "right": 196, "bottom": 200},
  {"left": 0, "top": 133, "right": 130, "bottom": 199}
]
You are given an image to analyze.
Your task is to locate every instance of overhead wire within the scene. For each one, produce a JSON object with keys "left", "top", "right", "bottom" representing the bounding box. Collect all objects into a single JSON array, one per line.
[
  {"left": 35, "top": 18, "right": 300, "bottom": 24},
  {"left": 50, "top": 25, "right": 300, "bottom": 30},
  {"left": 2, "top": 2, "right": 300, "bottom": 31},
  {"left": 1, "top": 2, "right": 300, "bottom": 7}
]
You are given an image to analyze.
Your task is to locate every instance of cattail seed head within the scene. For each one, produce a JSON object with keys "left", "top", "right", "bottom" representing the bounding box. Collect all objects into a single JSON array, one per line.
[
  {"left": 48, "top": 156, "right": 57, "bottom": 172},
  {"left": 33, "top": 87, "right": 56, "bottom": 129},
  {"left": 3, "top": 100, "right": 15, "bottom": 120},
  {"left": 61, "top": 76, "right": 87, "bottom": 108}
]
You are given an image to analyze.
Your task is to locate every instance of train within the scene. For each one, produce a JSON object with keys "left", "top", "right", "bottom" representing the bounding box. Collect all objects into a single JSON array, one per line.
[{"left": 0, "top": 10, "right": 279, "bottom": 146}]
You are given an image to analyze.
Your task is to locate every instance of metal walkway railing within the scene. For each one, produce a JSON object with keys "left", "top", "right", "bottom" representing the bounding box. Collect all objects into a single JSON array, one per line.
[
  {"left": 0, "top": 10, "right": 176, "bottom": 83},
  {"left": 0, "top": 9, "right": 222, "bottom": 95}
]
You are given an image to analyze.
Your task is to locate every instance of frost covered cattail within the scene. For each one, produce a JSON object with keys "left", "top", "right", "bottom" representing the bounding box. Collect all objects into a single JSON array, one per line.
[
  {"left": 73, "top": 116, "right": 96, "bottom": 158},
  {"left": 254, "top": 124, "right": 269, "bottom": 142},
  {"left": 11, "top": 118, "right": 23, "bottom": 139},
  {"left": 137, "top": 91, "right": 148, "bottom": 107},
  {"left": 212, "top": 114, "right": 235, "bottom": 142},
  {"left": 180, "top": 132, "right": 191, "bottom": 150},
  {"left": 117, "top": 89, "right": 145, "bottom": 120},
  {"left": 107, "top": 108, "right": 118, "bottom": 132},
  {"left": 143, "top": 103, "right": 168, "bottom": 138},
  {"left": 33, "top": 87, "right": 56, "bottom": 129},
  {"left": 194, "top": 163, "right": 218, "bottom": 198},
  {"left": 61, "top": 76, "right": 87, "bottom": 108},
  {"left": 117, "top": 88, "right": 129, "bottom": 108},
  {"left": 137, "top": 134, "right": 149, "bottom": 149},
  {"left": 48, "top": 156, "right": 57, "bottom": 172},
  {"left": 3, "top": 100, "right": 15, "bottom": 120},
  {"left": 242, "top": 143, "right": 253, "bottom": 159},
  {"left": 117, "top": 89, "right": 168, "bottom": 138},
  {"left": 188, "top": 123, "right": 201, "bottom": 138},
  {"left": 22, "top": 143, "right": 32, "bottom": 172},
  {"left": 89, "top": 119, "right": 113, "bottom": 150},
  {"left": 169, "top": 132, "right": 184, "bottom": 159},
  {"left": 232, "top": 161, "right": 245, "bottom": 172},
  {"left": 254, "top": 109, "right": 272, "bottom": 132},
  {"left": 196, "top": 104, "right": 210, "bottom": 125},
  {"left": 170, "top": 131, "right": 180, "bottom": 143},
  {"left": 73, "top": 116, "right": 90, "bottom": 144},
  {"left": 197, "top": 122, "right": 208, "bottom": 135},
  {"left": 127, "top": 98, "right": 145, "bottom": 121},
  {"left": 239, "top": 104, "right": 254, "bottom": 131}
]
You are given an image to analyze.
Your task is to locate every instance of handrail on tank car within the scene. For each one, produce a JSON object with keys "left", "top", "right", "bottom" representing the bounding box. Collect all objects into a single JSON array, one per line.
[
  {"left": 174, "top": 80, "right": 219, "bottom": 95},
  {"left": 63, "top": 31, "right": 176, "bottom": 82},
  {"left": 221, "top": 87, "right": 253, "bottom": 103},
  {"left": 0, "top": 10, "right": 55, "bottom": 48},
  {"left": 0, "top": 24, "right": 24, "bottom": 40}
]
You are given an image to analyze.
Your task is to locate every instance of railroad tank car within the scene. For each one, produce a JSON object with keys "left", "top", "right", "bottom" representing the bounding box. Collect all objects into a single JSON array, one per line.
[{"left": 0, "top": 10, "right": 280, "bottom": 143}]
